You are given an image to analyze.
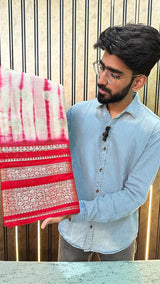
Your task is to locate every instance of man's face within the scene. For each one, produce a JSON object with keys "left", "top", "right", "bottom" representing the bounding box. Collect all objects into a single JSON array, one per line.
[{"left": 97, "top": 52, "right": 134, "bottom": 105}]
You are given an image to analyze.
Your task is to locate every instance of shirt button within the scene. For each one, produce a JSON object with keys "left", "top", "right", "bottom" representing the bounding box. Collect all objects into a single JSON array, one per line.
[
  {"left": 103, "top": 147, "right": 106, "bottom": 151},
  {"left": 90, "top": 225, "right": 93, "bottom": 229},
  {"left": 99, "top": 168, "right": 103, "bottom": 172},
  {"left": 96, "top": 189, "right": 99, "bottom": 193}
]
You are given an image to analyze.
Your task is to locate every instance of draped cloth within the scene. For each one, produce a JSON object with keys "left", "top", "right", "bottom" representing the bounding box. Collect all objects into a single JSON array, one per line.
[{"left": 0, "top": 66, "right": 79, "bottom": 227}]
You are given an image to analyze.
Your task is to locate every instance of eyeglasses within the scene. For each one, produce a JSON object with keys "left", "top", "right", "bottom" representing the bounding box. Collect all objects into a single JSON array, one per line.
[{"left": 93, "top": 60, "right": 142, "bottom": 85}]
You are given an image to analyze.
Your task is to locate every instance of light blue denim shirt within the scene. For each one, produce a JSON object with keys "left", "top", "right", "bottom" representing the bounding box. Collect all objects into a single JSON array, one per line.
[{"left": 59, "top": 93, "right": 160, "bottom": 254}]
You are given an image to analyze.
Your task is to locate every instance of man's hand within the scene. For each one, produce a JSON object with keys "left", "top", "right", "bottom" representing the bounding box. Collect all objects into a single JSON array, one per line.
[{"left": 41, "top": 215, "right": 71, "bottom": 229}]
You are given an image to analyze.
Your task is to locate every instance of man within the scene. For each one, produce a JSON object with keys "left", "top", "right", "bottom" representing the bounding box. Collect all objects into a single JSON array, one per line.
[{"left": 41, "top": 24, "right": 160, "bottom": 261}]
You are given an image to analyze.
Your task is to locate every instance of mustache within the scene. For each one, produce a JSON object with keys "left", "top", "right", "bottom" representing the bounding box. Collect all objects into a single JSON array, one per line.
[{"left": 97, "top": 84, "right": 112, "bottom": 95}]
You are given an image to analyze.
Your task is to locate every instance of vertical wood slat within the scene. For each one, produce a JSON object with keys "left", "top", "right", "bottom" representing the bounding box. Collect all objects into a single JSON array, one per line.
[
  {"left": 143, "top": 82, "right": 148, "bottom": 106},
  {"left": 135, "top": 0, "right": 140, "bottom": 24},
  {"left": 33, "top": 0, "right": 39, "bottom": 262},
  {"left": 143, "top": 0, "right": 153, "bottom": 106},
  {"left": 8, "top": 0, "right": 14, "bottom": 70},
  {"left": 6, "top": 0, "right": 14, "bottom": 261},
  {"left": 95, "top": 0, "right": 102, "bottom": 97},
  {"left": 60, "top": 0, "right": 64, "bottom": 85},
  {"left": 2, "top": 0, "right": 16, "bottom": 262},
  {"left": 47, "top": 0, "right": 51, "bottom": 80},
  {"left": 147, "top": 0, "right": 152, "bottom": 26},
  {"left": 46, "top": 0, "right": 52, "bottom": 261},
  {"left": 96, "top": 0, "right": 102, "bottom": 63},
  {"left": 72, "top": 0, "right": 76, "bottom": 105},
  {"left": 0, "top": 187, "right": 5, "bottom": 261},
  {"left": 122, "top": 0, "right": 127, "bottom": 26},
  {"left": 155, "top": 37, "right": 160, "bottom": 258},
  {"left": 19, "top": 0, "right": 29, "bottom": 262},
  {"left": 21, "top": 0, "right": 26, "bottom": 73},
  {"left": 154, "top": 61, "right": 160, "bottom": 116},
  {"left": 83, "top": 0, "right": 89, "bottom": 101},
  {"left": 156, "top": 200, "right": 160, "bottom": 258},
  {"left": 2, "top": 0, "right": 15, "bottom": 262},
  {"left": 34, "top": 0, "right": 39, "bottom": 76},
  {"left": 110, "top": 0, "right": 115, "bottom": 28}
]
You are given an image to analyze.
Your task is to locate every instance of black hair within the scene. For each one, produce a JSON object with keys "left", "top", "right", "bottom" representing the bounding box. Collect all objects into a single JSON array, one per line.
[{"left": 94, "top": 24, "right": 160, "bottom": 76}]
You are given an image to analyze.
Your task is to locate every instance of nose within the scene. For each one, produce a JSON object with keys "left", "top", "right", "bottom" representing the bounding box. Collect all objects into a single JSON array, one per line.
[{"left": 98, "top": 71, "right": 108, "bottom": 86}]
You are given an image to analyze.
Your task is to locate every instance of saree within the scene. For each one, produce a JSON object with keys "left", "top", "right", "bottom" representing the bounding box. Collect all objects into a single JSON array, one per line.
[{"left": 0, "top": 66, "right": 79, "bottom": 227}]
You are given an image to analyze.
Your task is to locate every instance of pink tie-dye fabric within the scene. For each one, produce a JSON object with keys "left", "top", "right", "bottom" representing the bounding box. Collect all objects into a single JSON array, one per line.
[{"left": 0, "top": 67, "right": 79, "bottom": 227}]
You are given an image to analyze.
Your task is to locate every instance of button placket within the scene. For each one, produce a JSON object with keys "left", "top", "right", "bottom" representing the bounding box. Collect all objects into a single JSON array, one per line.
[
  {"left": 83, "top": 222, "right": 94, "bottom": 250},
  {"left": 95, "top": 130, "right": 111, "bottom": 197}
]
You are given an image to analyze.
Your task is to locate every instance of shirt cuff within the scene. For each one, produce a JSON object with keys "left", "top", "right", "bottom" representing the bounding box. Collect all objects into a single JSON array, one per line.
[{"left": 71, "top": 201, "right": 87, "bottom": 222}]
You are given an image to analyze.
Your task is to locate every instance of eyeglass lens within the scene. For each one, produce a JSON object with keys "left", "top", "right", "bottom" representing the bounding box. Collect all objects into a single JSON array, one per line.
[{"left": 94, "top": 62, "right": 116, "bottom": 85}]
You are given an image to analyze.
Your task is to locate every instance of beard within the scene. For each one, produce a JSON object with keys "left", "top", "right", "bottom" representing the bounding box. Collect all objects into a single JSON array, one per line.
[{"left": 97, "top": 79, "right": 134, "bottom": 105}]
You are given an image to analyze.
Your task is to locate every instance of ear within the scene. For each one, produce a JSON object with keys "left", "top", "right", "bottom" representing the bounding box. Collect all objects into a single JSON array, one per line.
[{"left": 131, "top": 75, "right": 147, "bottom": 92}]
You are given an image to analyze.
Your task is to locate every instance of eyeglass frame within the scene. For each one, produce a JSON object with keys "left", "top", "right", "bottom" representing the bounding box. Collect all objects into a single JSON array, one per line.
[{"left": 93, "top": 60, "right": 142, "bottom": 85}]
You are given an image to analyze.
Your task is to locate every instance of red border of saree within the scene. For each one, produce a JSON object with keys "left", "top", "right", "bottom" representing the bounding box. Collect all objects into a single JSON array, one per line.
[{"left": 0, "top": 140, "right": 80, "bottom": 227}]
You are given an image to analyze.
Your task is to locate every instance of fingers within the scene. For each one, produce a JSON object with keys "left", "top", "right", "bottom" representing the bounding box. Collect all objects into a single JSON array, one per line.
[
  {"left": 41, "top": 218, "right": 54, "bottom": 229},
  {"left": 41, "top": 215, "right": 67, "bottom": 229}
]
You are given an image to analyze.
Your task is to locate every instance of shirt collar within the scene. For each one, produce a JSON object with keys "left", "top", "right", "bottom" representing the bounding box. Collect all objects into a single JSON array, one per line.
[
  {"left": 123, "top": 92, "right": 140, "bottom": 118},
  {"left": 96, "top": 92, "right": 140, "bottom": 119}
]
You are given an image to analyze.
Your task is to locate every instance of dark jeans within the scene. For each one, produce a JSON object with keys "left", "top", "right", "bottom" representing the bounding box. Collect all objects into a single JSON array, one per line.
[{"left": 58, "top": 234, "right": 137, "bottom": 261}]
